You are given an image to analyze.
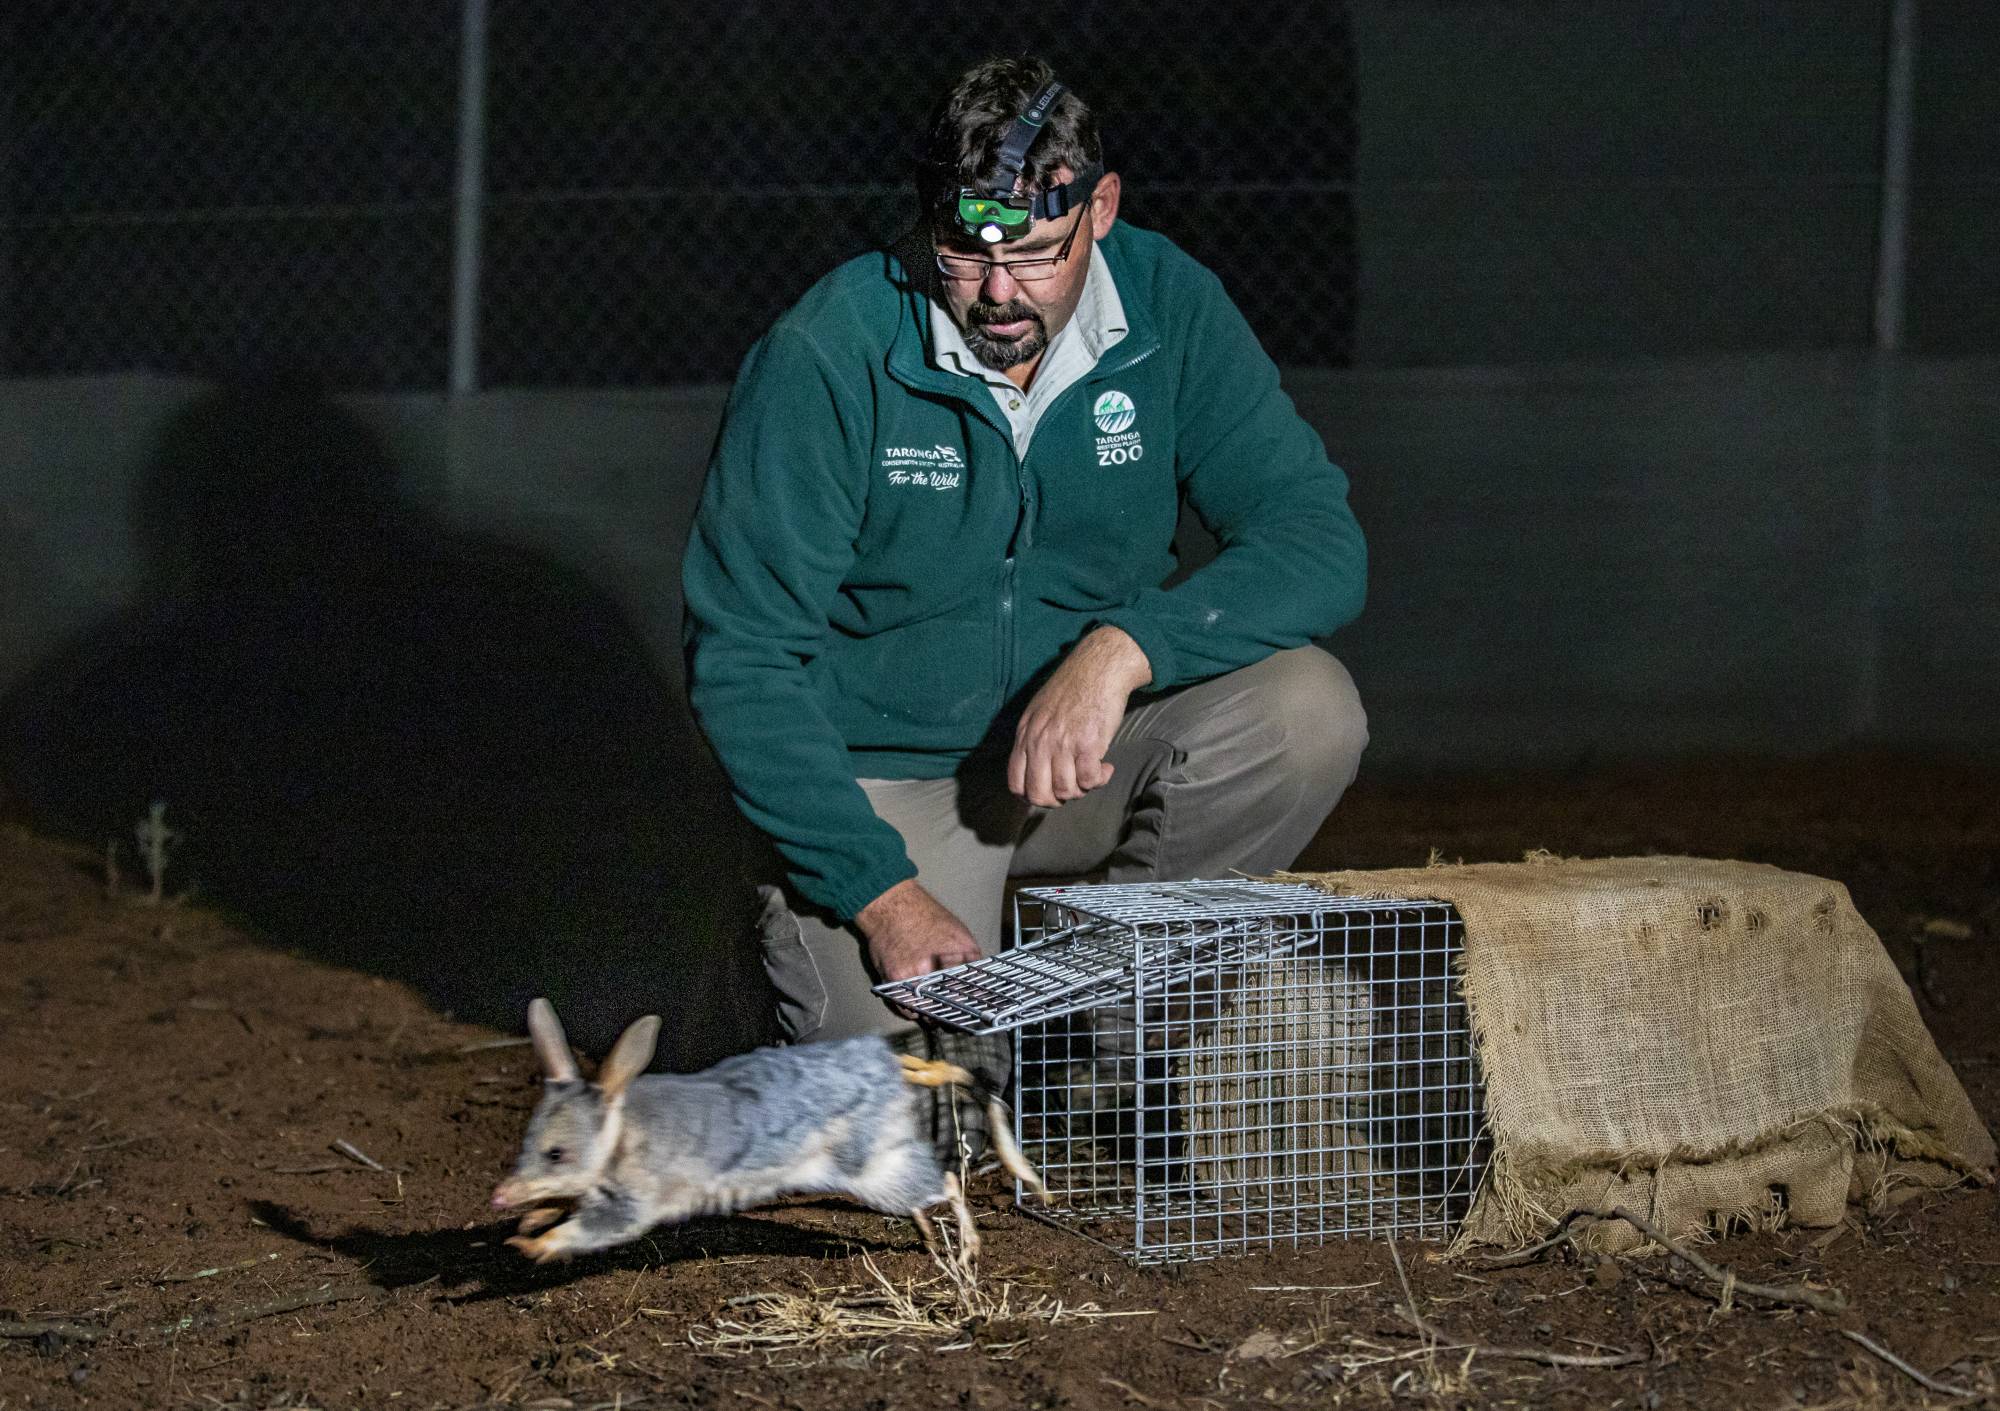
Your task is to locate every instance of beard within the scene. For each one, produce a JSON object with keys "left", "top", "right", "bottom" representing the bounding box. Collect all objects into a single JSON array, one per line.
[{"left": 961, "top": 299, "right": 1048, "bottom": 371}]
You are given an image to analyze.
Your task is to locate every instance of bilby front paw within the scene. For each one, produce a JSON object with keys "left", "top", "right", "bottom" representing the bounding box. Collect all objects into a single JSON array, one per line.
[
  {"left": 514, "top": 1204, "right": 567, "bottom": 1236},
  {"left": 506, "top": 1229, "right": 576, "bottom": 1264}
]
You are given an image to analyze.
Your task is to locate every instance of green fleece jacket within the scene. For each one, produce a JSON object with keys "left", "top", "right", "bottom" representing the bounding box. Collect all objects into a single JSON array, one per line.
[{"left": 682, "top": 222, "right": 1366, "bottom": 920}]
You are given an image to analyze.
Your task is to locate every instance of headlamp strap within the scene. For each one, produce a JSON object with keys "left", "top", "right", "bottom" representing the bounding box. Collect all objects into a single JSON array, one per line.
[
  {"left": 953, "top": 78, "right": 1099, "bottom": 242},
  {"left": 987, "top": 79, "right": 1065, "bottom": 201}
]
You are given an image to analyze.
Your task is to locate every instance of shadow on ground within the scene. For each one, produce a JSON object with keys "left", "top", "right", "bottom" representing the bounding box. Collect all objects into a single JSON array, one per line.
[
  {"left": 245, "top": 1198, "right": 891, "bottom": 1302},
  {"left": 0, "top": 377, "right": 768, "bottom": 1067}
]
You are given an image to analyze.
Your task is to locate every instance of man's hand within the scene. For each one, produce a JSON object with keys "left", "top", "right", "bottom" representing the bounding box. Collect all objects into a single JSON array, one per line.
[
  {"left": 856, "top": 878, "right": 983, "bottom": 984},
  {"left": 1008, "top": 626, "right": 1153, "bottom": 808}
]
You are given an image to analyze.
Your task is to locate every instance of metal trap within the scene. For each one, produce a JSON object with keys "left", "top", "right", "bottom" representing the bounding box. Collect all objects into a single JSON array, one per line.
[{"left": 877, "top": 879, "right": 1488, "bottom": 1263}]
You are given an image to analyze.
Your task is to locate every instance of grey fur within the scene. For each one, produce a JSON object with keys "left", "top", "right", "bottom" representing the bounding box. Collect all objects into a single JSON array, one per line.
[{"left": 492, "top": 1002, "right": 968, "bottom": 1263}]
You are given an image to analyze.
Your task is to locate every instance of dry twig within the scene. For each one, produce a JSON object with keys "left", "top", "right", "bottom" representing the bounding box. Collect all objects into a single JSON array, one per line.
[
  {"left": 1840, "top": 1329, "right": 1979, "bottom": 1400},
  {"left": 1598, "top": 1206, "right": 1846, "bottom": 1314},
  {"left": 1477, "top": 1222, "right": 1586, "bottom": 1269},
  {"left": 134, "top": 800, "right": 178, "bottom": 904},
  {"left": 160, "top": 1281, "right": 380, "bottom": 1337},
  {"left": 1388, "top": 1243, "right": 1645, "bottom": 1370},
  {"left": 331, "top": 1138, "right": 385, "bottom": 1171},
  {"left": 3, "top": 1281, "right": 381, "bottom": 1349},
  {"left": 1100, "top": 1376, "right": 1165, "bottom": 1407},
  {"left": 156, "top": 1252, "right": 283, "bottom": 1284},
  {"left": 0, "top": 1319, "right": 106, "bottom": 1342}
]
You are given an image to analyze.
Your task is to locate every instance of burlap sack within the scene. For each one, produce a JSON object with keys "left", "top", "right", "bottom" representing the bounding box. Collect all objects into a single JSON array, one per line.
[{"left": 1282, "top": 855, "right": 1997, "bottom": 1252}]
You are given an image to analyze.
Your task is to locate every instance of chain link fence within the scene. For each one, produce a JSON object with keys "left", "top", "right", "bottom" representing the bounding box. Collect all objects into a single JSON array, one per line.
[
  {"left": 3, "top": 1, "right": 458, "bottom": 390},
  {"left": 1, "top": 0, "right": 1355, "bottom": 392}
]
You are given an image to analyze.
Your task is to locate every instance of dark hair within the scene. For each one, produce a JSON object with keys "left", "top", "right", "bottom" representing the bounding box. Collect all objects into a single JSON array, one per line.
[{"left": 916, "top": 57, "right": 1104, "bottom": 230}]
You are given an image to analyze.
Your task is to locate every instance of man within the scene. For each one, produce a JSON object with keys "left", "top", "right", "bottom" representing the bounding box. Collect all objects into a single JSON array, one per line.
[{"left": 682, "top": 58, "right": 1368, "bottom": 1112}]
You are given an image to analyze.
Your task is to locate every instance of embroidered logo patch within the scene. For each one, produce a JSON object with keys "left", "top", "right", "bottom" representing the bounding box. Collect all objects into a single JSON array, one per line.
[
  {"left": 1092, "top": 390, "right": 1143, "bottom": 465},
  {"left": 880, "top": 444, "right": 965, "bottom": 488}
]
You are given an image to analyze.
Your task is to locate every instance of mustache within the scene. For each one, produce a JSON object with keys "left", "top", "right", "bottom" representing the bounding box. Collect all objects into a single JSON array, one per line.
[{"left": 967, "top": 300, "right": 1038, "bottom": 327}]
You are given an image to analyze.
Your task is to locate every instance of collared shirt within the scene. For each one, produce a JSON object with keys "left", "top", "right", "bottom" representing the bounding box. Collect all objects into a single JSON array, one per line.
[{"left": 927, "top": 242, "right": 1129, "bottom": 461}]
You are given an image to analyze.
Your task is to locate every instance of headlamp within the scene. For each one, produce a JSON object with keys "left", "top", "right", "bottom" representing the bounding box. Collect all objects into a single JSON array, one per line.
[
  {"left": 950, "top": 78, "right": 1100, "bottom": 245},
  {"left": 958, "top": 196, "right": 1033, "bottom": 245}
]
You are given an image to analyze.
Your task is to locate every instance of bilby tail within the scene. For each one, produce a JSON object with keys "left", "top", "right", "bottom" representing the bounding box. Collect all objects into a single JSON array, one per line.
[{"left": 982, "top": 1095, "right": 1052, "bottom": 1204}]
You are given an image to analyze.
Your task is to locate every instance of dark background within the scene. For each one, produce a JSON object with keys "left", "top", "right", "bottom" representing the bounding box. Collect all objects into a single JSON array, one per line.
[
  {"left": 1, "top": 2, "right": 1994, "bottom": 1066},
  {"left": 1, "top": 0, "right": 1357, "bottom": 385}
]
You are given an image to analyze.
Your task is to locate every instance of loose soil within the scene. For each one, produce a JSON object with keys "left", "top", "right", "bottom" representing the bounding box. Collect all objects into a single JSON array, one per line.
[{"left": 4, "top": 753, "right": 1996, "bottom": 1410}]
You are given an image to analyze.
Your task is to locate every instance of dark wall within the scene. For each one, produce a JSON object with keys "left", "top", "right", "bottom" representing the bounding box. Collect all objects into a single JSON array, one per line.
[
  {"left": 1352, "top": 3, "right": 1890, "bottom": 364},
  {"left": 1905, "top": 0, "right": 2000, "bottom": 352}
]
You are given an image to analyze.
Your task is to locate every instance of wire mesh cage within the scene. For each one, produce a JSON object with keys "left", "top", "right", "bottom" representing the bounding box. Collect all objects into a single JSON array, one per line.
[{"left": 880, "top": 879, "right": 1487, "bottom": 1263}]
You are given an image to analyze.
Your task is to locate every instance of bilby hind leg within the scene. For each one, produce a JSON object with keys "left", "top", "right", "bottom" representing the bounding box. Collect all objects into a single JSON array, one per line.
[
  {"left": 943, "top": 1170, "right": 979, "bottom": 1266},
  {"left": 910, "top": 1206, "right": 943, "bottom": 1258}
]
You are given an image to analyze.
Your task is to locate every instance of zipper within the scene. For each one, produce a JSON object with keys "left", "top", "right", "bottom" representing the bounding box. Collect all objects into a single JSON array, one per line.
[
  {"left": 998, "top": 553, "right": 1016, "bottom": 710},
  {"left": 992, "top": 336, "right": 1162, "bottom": 710},
  {"left": 999, "top": 431, "right": 1027, "bottom": 709},
  {"left": 1017, "top": 342, "right": 1160, "bottom": 554}
]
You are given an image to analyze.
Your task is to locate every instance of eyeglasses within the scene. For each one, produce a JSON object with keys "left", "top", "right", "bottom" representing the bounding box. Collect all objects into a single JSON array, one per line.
[{"left": 934, "top": 205, "right": 1089, "bottom": 285}]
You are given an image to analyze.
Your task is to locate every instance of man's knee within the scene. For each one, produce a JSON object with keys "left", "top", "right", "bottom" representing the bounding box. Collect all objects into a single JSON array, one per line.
[{"left": 1251, "top": 647, "right": 1369, "bottom": 793}]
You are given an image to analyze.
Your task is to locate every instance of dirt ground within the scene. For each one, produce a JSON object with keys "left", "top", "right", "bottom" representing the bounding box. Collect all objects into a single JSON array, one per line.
[{"left": 3, "top": 751, "right": 1996, "bottom": 1411}]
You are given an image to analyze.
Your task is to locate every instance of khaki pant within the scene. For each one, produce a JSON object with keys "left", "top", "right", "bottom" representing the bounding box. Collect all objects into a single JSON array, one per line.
[{"left": 755, "top": 646, "right": 1368, "bottom": 1046}]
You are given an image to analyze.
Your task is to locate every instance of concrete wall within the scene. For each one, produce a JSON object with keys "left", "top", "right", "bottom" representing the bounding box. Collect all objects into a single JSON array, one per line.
[
  {"left": 1328, "top": 354, "right": 2000, "bottom": 764},
  {"left": 6, "top": 355, "right": 1996, "bottom": 775}
]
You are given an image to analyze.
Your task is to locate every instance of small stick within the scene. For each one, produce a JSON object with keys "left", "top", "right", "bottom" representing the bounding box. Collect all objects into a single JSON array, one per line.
[
  {"left": 1477, "top": 1222, "right": 1585, "bottom": 1269},
  {"left": 1464, "top": 1338, "right": 1647, "bottom": 1370},
  {"left": 156, "top": 1253, "right": 282, "bottom": 1284},
  {"left": 135, "top": 800, "right": 177, "bottom": 905},
  {"left": 331, "top": 1139, "right": 385, "bottom": 1171},
  {"left": 1388, "top": 1243, "right": 1644, "bottom": 1370},
  {"left": 1100, "top": 1376, "right": 1165, "bottom": 1407},
  {"left": 457, "top": 1036, "right": 533, "bottom": 1053},
  {"left": 0, "top": 1319, "right": 106, "bottom": 1342},
  {"left": 1841, "top": 1329, "right": 1978, "bottom": 1399},
  {"left": 1600, "top": 1207, "right": 1846, "bottom": 1314},
  {"left": 77, "top": 1134, "right": 147, "bottom": 1153},
  {"left": 167, "top": 1282, "right": 378, "bottom": 1335},
  {"left": 1386, "top": 1242, "right": 1425, "bottom": 1329}
]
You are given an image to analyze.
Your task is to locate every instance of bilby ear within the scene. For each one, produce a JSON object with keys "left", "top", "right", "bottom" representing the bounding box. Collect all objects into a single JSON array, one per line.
[
  {"left": 596, "top": 1015, "right": 661, "bottom": 1099},
  {"left": 526, "top": 997, "right": 579, "bottom": 1082}
]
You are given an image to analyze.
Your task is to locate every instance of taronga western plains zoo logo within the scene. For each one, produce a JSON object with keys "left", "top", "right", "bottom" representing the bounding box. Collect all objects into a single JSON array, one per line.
[{"left": 1092, "top": 390, "right": 1144, "bottom": 465}]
